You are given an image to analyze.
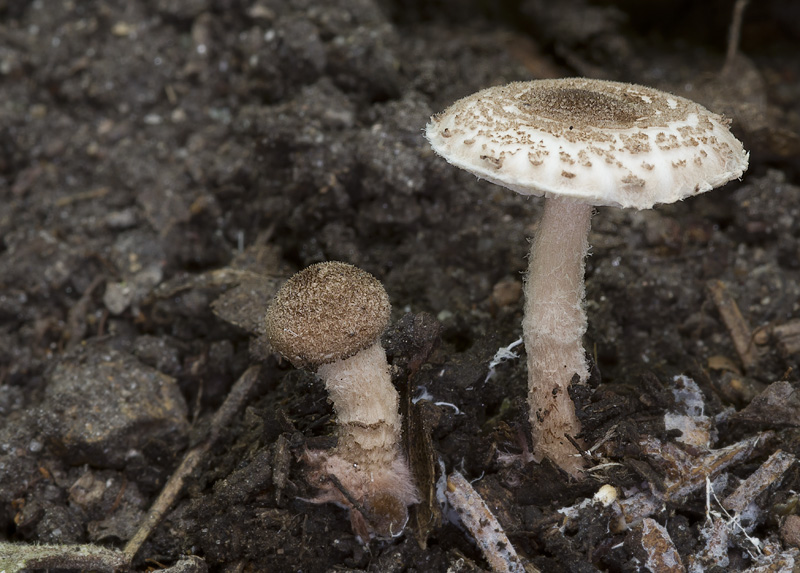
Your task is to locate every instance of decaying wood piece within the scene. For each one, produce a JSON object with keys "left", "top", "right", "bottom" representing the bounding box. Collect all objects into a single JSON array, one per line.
[
  {"left": 553, "top": 376, "right": 777, "bottom": 565},
  {"left": 687, "top": 450, "right": 797, "bottom": 571},
  {"left": 639, "top": 432, "right": 769, "bottom": 501},
  {"left": 664, "top": 375, "right": 714, "bottom": 448},
  {"left": 558, "top": 431, "right": 772, "bottom": 537},
  {"left": 687, "top": 515, "right": 730, "bottom": 572},
  {"left": 690, "top": 518, "right": 799, "bottom": 572},
  {"left": 706, "top": 280, "right": 762, "bottom": 372},
  {"left": 444, "top": 471, "right": 533, "bottom": 573},
  {"left": 612, "top": 432, "right": 768, "bottom": 528},
  {"left": 723, "top": 450, "right": 796, "bottom": 514},
  {"left": 732, "top": 381, "right": 800, "bottom": 427},
  {"left": 613, "top": 492, "right": 663, "bottom": 533},
  {"left": 552, "top": 436, "right": 793, "bottom": 570},
  {"left": 740, "top": 543, "right": 799, "bottom": 572},
  {"left": 627, "top": 518, "right": 685, "bottom": 573}
]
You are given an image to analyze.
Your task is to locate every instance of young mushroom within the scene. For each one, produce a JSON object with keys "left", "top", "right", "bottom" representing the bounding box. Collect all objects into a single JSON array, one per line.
[
  {"left": 265, "top": 261, "right": 418, "bottom": 540},
  {"left": 425, "top": 78, "right": 748, "bottom": 477}
]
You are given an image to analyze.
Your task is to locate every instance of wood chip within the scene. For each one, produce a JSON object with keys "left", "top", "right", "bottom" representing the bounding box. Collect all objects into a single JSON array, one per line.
[
  {"left": 723, "top": 450, "right": 796, "bottom": 514},
  {"left": 628, "top": 518, "right": 686, "bottom": 573},
  {"left": 638, "top": 432, "right": 770, "bottom": 501},
  {"left": 732, "top": 381, "right": 800, "bottom": 427}
]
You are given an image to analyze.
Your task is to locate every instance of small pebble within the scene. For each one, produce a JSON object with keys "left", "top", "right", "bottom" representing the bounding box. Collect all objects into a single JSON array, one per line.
[
  {"left": 780, "top": 514, "right": 800, "bottom": 548},
  {"left": 491, "top": 278, "right": 522, "bottom": 307}
]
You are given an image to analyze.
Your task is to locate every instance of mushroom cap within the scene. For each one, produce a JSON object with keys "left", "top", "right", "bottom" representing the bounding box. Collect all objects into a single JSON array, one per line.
[
  {"left": 425, "top": 78, "right": 749, "bottom": 209},
  {"left": 265, "top": 261, "right": 391, "bottom": 370}
]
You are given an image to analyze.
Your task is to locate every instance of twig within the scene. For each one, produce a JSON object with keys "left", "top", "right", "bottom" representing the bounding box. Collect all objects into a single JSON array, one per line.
[
  {"left": 706, "top": 280, "right": 760, "bottom": 372},
  {"left": 723, "top": 450, "right": 796, "bottom": 514},
  {"left": 565, "top": 433, "right": 592, "bottom": 467},
  {"left": 722, "top": 0, "right": 750, "bottom": 75},
  {"left": 327, "top": 473, "right": 371, "bottom": 522},
  {"left": 123, "top": 365, "right": 262, "bottom": 563},
  {"left": 65, "top": 275, "right": 105, "bottom": 350},
  {"left": 444, "top": 471, "right": 533, "bottom": 573},
  {"left": 54, "top": 186, "right": 110, "bottom": 207}
]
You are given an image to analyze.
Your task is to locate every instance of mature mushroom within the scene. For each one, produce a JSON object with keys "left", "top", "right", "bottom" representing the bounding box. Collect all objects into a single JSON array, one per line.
[
  {"left": 425, "top": 78, "right": 748, "bottom": 477},
  {"left": 265, "top": 261, "right": 418, "bottom": 539}
]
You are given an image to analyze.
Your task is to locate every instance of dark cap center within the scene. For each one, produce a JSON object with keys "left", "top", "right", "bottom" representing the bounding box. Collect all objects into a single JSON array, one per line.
[{"left": 519, "top": 87, "right": 648, "bottom": 129}]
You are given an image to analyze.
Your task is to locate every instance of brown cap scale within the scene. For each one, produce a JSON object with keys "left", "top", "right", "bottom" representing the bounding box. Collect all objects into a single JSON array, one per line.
[
  {"left": 426, "top": 78, "right": 748, "bottom": 477},
  {"left": 266, "top": 261, "right": 417, "bottom": 540}
]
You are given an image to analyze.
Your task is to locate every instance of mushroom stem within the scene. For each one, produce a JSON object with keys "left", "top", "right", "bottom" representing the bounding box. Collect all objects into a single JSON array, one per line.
[
  {"left": 317, "top": 342, "right": 402, "bottom": 467},
  {"left": 523, "top": 196, "right": 593, "bottom": 477},
  {"left": 311, "top": 341, "right": 418, "bottom": 539}
]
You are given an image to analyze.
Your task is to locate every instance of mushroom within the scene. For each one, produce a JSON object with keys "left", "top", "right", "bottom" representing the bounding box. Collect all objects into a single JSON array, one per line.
[
  {"left": 265, "top": 261, "right": 418, "bottom": 539},
  {"left": 425, "top": 78, "right": 748, "bottom": 477}
]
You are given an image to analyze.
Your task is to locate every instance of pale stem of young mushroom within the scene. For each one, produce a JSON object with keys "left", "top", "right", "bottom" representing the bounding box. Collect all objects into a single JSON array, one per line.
[
  {"left": 314, "top": 341, "right": 417, "bottom": 539},
  {"left": 523, "top": 196, "right": 593, "bottom": 477},
  {"left": 317, "top": 342, "right": 402, "bottom": 468}
]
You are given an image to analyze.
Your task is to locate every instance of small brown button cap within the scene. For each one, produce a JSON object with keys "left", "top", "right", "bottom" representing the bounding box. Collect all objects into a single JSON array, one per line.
[{"left": 265, "top": 261, "right": 391, "bottom": 369}]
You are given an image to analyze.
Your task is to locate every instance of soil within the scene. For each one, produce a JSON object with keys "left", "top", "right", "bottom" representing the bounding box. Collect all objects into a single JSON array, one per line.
[{"left": 2, "top": 0, "right": 800, "bottom": 572}]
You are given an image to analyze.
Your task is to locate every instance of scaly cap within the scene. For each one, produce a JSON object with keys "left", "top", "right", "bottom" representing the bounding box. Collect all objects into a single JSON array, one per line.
[{"left": 425, "top": 78, "right": 749, "bottom": 209}]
